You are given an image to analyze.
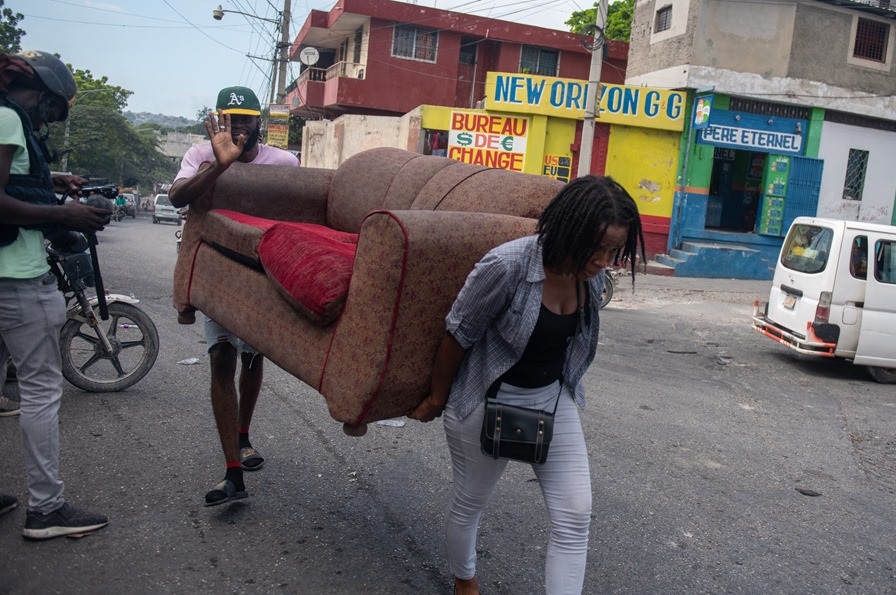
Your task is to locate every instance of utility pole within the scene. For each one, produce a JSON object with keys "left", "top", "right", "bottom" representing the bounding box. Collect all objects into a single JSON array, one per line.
[
  {"left": 276, "top": 0, "right": 291, "bottom": 105},
  {"left": 577, "top": 0, "right": 608, "bottom": 177},
  {"left": 213, "top": 3, "right": 290, "bottom": 105}
]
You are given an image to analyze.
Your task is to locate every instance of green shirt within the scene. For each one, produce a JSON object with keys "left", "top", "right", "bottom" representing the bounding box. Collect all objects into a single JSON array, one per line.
[{"left": 0, "top": 107, "right": 49, "bottom": 279}]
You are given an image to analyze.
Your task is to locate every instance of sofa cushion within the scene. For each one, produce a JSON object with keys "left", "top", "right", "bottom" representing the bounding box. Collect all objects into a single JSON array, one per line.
[
  {"left": 258, "top": 222, "right": 359, "bottom": 326},
  {"left": 202, "top": 209, "right": 278, "bottom": 266}
]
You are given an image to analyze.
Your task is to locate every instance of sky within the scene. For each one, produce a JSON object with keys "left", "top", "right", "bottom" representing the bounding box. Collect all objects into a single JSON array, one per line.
[{"left": 17, "top": 0, "right": 586, "bottom": 120}]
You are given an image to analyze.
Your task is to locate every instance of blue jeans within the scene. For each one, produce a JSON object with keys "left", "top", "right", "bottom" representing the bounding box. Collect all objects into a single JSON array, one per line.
[
  {"left": 443, "top": 381, "right": 592, "bottom": 594},
  {"left": 0, "top": 272, "right": 67, "bottom": 513}
]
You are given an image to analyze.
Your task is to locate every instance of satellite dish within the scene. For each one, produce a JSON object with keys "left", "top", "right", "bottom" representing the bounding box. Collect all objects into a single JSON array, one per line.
[{"left": 299, "top": 47, "right": 320, "bottom": 66}]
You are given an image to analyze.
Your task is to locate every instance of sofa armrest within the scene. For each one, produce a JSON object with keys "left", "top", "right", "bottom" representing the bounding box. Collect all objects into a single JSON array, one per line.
[{"left": 320, "top": 209, "right": 537, "bottom": 426}]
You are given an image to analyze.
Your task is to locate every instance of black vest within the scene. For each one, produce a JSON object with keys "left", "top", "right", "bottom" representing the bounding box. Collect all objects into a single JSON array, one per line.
[{"left": 0, "top": 97, "right": 62, "bottom": 247}]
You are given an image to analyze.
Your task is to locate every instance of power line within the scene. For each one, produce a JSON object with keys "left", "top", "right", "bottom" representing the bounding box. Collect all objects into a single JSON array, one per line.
[
  {"left": 159, "top": 0, "right": 271, "bottom": 82},
  {"left": 21, "top": 13, "right": 247, "bottom": 30},
  {"left": 45, "top": 0, "right": 194, "bottom": 24}
]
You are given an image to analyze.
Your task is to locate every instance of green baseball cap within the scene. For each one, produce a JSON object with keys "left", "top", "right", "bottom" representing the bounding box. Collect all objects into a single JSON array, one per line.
[{"left": 216, "top": 86, "right": 261, "bottom": 116}]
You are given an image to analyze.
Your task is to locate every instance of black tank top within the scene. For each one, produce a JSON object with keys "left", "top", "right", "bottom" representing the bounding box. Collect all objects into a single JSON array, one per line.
[{"left": 501, "top": 303, "right": 577, "bottom": 388}]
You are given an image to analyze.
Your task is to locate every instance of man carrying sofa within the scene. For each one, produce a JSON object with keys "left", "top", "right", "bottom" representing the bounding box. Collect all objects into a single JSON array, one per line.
[{"left": 170, "top": 86, "right": 298, "bottom": 506}]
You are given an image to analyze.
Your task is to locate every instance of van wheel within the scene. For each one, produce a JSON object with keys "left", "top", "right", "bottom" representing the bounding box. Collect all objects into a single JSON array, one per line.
[{"left": 866, "top": 366, "right": 896, "bottom": 384}]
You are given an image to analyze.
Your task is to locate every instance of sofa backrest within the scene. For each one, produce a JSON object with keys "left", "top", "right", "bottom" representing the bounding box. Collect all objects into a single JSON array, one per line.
[{"left": 327, "top": 147, "right": 564, "bottom": 233}]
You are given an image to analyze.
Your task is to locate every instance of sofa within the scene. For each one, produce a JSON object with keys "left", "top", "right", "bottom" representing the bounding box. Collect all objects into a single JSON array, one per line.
[{"left": 173, "top": 147, "right": 564, "bottom": 434}]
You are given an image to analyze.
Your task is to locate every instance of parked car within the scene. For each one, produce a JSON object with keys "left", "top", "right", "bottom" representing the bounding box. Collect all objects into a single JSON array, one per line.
[
  {"left": 752, "top": 217, "right": 896, "bottom": 384},
  {"left": 152, "top": 193, "right": 181, "bottom": 226},
  {"left": 121, "top": 193, "right": 137, "bottom": 218}
]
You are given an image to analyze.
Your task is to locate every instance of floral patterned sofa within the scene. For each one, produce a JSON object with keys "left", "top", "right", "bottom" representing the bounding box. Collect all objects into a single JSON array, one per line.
[{"left": 173, "top": 147, "right": 564, "bottom": 434}]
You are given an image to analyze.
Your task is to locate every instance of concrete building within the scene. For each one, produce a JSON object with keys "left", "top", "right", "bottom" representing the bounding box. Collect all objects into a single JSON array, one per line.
[
  {"left": 287, "top": 0, "right": 628, "bottom": 174},
  {"left": 156, "top": 131, "right": 207, "bottom": 166},
  {"left": 626, "top": 0, "right": 896, "bottom": 278}
]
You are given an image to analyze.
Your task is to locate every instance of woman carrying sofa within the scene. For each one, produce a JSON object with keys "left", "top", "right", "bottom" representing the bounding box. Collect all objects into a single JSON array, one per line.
[{"left": 410, "top": 176, "right": 644, "bottom": 595}]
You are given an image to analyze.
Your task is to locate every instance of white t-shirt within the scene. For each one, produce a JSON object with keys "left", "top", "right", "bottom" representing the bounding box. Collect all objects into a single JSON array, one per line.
[
  {"left": 0, "top": 106, "right": 50, "bottom": 279},
  {"left": 175, "top": 142, "right": 299, "bottom": 181}
]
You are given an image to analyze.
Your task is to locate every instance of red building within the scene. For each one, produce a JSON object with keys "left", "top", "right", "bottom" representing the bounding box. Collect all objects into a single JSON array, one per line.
[{"left": 286, "top": 0, "right": 628, "bottom": 172}]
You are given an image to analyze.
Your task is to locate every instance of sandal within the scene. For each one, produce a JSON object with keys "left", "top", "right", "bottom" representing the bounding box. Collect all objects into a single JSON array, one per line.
[
  {"left": 204, "top": 479, "right": 248, "bottom": 507},
  {"left": 240, "top": 447, "right": 265, "bottom": 471}
]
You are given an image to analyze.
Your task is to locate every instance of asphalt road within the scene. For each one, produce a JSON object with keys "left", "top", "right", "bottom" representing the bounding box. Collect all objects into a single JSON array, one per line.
[{"left": 1, "top": 212, "right": 894, "bottom": 595}]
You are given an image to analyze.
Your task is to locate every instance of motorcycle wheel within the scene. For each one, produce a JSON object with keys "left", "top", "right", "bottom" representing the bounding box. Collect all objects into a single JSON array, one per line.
[
  {"left": 60, "top": 302, "right": 160, "bottom": 392},
  {"left": 866, "top": 366, "right": 896, "bottom": 384},
  {"left": 599, "top": 272, "right": 614, "bottom": 309}
]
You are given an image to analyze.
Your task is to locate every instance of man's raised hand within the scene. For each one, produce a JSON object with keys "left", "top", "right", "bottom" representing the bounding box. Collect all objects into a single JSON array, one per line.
[{"left": 205, "top": 109, "right": 243, "bottom": 168}]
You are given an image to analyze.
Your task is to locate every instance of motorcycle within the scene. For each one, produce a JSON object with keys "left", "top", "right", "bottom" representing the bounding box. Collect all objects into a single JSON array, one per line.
[
  {"left": 600, "top": 268, "right": 616, "bottom": 309},
  {"left": 49, "top": 186, "right": 160, "bottom": 392},
  {"left": 112, "top": 204, "right": 126, "bottom": 222}
]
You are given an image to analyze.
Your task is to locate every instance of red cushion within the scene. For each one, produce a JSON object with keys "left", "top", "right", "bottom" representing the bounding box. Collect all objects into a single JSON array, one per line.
[{"left": 258, "top": 223, "right": 358, "bottom": 325}]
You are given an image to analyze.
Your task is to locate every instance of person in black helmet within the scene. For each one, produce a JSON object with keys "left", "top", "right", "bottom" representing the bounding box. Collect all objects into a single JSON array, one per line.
[{"left": 0, "top": 50, "right": 111, "bottom": 540}]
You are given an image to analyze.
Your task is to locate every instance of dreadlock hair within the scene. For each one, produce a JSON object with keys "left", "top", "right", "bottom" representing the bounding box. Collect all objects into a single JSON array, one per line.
[{"left": 536, "top": 175, "right": 646, "bottom": 280}]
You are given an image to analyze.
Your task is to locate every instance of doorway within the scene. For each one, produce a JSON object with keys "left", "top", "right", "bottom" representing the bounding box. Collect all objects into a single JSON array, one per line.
[{"left": 705, "top": 148, "right": 764, "bottom": 233}]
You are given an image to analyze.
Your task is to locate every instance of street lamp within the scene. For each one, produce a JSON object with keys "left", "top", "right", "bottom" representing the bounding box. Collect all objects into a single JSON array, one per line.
[
  {"left": 211, "top": 2, "right": 292, "bottom": 106},
  {"left": 213, "top": 4, "right": 278, "bottom": 24}
]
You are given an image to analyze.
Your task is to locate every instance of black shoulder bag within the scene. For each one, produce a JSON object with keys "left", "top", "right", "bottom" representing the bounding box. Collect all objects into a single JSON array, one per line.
[{"left": 480, "top": 282, "right": 584, "bottom": 465}]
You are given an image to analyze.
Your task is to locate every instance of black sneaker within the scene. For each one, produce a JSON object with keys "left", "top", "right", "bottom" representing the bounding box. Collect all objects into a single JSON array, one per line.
[
  {"left": 0, "top": 492, "right": 17, "bottom": 516},
  {"left": 22, "top": 503, "right": 108, "bottom": 540}
]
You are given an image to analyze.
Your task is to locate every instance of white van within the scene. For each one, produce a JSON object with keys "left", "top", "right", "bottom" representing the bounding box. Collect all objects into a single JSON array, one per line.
[
  {"left": 152, "top": 193, "right": 181, "bottom": 226},
  {"left": 752, "top": 217, "right": 896, "bottom": 383}
]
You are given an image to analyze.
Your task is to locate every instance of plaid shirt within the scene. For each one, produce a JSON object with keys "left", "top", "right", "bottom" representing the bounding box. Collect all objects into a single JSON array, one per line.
[{"left": 446, "top": 235, "right": 604, "bottom": 420}]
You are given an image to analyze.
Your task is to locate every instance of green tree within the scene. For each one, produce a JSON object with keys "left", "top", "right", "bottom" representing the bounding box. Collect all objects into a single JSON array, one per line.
[
  {"left": 565, "top": 0, "right": 634, "bottom": 42},
  {"left": 195, "top": 106, "right": 213, "bottom": 122},
  {"left": 188, "top": 106, "right": 213, "bottom": 135},
  {"left": 71, "top": 68, "right": 131, "bottom": 112},
  {"left": 51, "top": 103, "right": 175, "bottom": 188},
  {"left": 45, "top": 66, "right": 175, "bottom": 188},
  {"left": 289, "top": 115, "right": 305, "bottom": 149},
  {"left": 0, "top": 0, "right": 25, "bottom": 54}
]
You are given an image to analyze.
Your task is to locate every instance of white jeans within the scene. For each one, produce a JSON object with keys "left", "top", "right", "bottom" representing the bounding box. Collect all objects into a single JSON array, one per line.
[{"left": 443, "top": 381, "right": 592, "bottom": 595}]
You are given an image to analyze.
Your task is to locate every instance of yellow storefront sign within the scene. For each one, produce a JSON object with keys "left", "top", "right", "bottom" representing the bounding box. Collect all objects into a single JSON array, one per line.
[
  {"left": 447, "top": 110, "right": 528, "bottom": 172},
  {"left": 486, "top": 72, "right": 588, "bottom": 119},
  {"left": 598, "top": 84, "right": 684, "bottom": 132},
  {"left": 267, "top": 104, "right": 290, "bottom": 149},
  {"left": 485, "top": 72, "right": 684, "bottom": 131}
]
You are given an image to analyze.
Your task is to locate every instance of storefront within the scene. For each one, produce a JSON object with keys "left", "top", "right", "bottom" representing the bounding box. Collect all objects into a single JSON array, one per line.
[
  {"left": 420, "top": 73, "right": 685, "bottom": 257},
  {"left": 668, "top": 94, "right": 825, "bottom": 278}
]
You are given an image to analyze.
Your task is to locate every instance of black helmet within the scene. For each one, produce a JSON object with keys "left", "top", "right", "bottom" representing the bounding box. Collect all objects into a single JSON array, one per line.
[{"left": 15, "top": 50, "right": 77, "bottom": 119}]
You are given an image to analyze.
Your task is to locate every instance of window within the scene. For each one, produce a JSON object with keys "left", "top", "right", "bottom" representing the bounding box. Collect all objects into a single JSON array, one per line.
[
  {"left": 655, "top": 5, "right": 672, "bottom": 33},
  {"left": 459, "top": 37, "right": 477, "bottom": 65},
  {"left": 854, "top": 17, "right": 889, "bottom": 62},
  {"left": 874, "top": 241, "right": 896, "bottom": 284},
  {"left": 353, "top": 28, "right": 363, "bottom": 63},
  {"left": 842, "top": 148, "right": 869, "bottom": 201},
  {"left": 520, "top": 46, "right": 558, "bottom": 76},
  {"left": 781, "top": 224, "right": 834, "bottom": 274},
  {"left": 392, "top": 25, "right": 438, "bottom": 62},
  {"left": 849, "top": 236, "right": 868, "bottom": 280}
]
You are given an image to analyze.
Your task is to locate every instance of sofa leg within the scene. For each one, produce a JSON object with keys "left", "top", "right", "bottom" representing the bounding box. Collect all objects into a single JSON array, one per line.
[{"left": 342, "top": 422, "right": 368, "bottom": 437}]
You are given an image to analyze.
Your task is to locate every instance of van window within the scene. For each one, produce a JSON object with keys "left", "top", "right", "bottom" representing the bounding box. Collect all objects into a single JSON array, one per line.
[
  {"left": 155, "top": 194, "right": 172, "bottom": 206},
  {"left": 873, "top": 240, "right": 896, "bottom": 284},
  {"left": 849, "top": 236, "right": 868, "bottom": 280},
  {"left": 781, "top": 224, "right": 834, "bottom": 274}
]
